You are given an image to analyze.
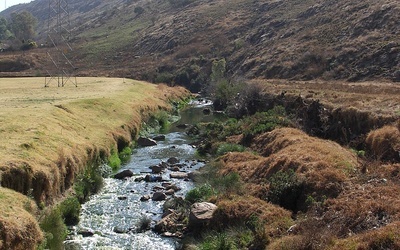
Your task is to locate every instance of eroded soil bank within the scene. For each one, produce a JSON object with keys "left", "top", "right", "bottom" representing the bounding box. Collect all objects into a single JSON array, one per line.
[{"left": 0, "top": 77, "right": 190, "bottom": 250}]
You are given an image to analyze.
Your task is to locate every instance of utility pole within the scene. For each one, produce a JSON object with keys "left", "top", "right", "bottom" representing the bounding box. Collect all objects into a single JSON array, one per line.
[{"left": 45, "top": 0, "right": 77, "bottom": 87}]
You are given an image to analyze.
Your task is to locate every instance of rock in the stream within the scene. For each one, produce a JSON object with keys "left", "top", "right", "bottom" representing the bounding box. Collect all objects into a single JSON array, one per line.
[
  {"left": 152, "top": 192, "right": 167, "bottom": 201},
  {"left": 145, "top": 174, "right": 163, "bottom": 182},
  {"left": 170, "top": 172, "right": 189, "bottom": 179},
  {"left": 167, "top": 157, "right": 180, "bottom": 164},
  {"left": 77, "top": 228, "right": 94, "bottom": 237},
  {"left": 164, "top": 184, "right": 181, "bottom": 192},
  {"left": 137, "top": 137, "right": 157, "bottom": 147},
  {"left": 140, "top": 195, "right": 151, "bottom": 202},
  {"left": 118, "top": 196, "right": 127, "bottom": 200},
  {"left": 150, "top": 165, "right": 164, "bottom": 174},
  {"left": 188, "top": 171, "right": 201, "bottom": 180},
  {"left": 134, "top": 177, "right": 145, "bottom": 182},
  {"left": 169, "top": 166, "right": 181, "bottom": 172},
  {"left": 113, "top": 226, "right": 128, "bottom": 234},
  {"left": 165, "top": 189, "right": 175, "bottom": 195},
  {"left": 189, "top": 202, "right": 218, "bottom": 226},
  {"left": 176, "top": 124, "right": 189, "bottom": 129},
  {"left": 114, "top": 169, "right": 134, "bottom": 179},
  {"left": 152, "top": 135, "right": 166, "bottom": 141}
]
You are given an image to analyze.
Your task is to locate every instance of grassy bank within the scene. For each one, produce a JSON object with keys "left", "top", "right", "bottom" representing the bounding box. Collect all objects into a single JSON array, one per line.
[{"left": 0, "top": 77, "right": 189, "bottom": 249}]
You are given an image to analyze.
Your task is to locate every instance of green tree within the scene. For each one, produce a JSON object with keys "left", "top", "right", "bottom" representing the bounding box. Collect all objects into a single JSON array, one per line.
[
  {"left": 0, "top": 16, "right": 12, "bottom": 40},
  {"left": 8, "top": 11, "right": 37, "bottom": 42}
]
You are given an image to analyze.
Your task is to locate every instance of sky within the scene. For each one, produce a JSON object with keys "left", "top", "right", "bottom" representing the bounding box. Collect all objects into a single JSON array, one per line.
[{"left": 0, "top": 0, "right": 32, "bottom": 12}]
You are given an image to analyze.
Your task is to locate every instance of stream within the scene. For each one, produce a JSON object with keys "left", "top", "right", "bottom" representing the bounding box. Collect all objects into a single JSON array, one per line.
[{"left": 64, "top": 99, "right": 220, "bottom": 250}]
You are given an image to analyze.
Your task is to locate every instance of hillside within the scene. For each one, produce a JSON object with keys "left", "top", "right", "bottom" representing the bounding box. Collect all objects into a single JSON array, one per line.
[{"left": 0, "top": 0, "right": 399, "bottom": 90}]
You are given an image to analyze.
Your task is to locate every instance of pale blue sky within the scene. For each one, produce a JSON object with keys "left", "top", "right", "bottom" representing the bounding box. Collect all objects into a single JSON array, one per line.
[{"left": 0, "top": 0, "right": 32, "bottom": 12}]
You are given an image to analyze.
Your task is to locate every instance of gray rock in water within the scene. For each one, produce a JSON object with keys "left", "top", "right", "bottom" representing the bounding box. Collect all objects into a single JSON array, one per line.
[
  {"left": 114, "top": 169, "right": 134, "bottom": 179},
  {"left": 137, "top": 137, "right": 157, "bottom": 147},
  {"left": 145, "top": 174, "right": 163, "bottom": 182},
  {"left": 151, "top": 165, "right": 164, "bottom": 174},
  {"left": 176, "top": 124, "right": 189, "bottom": 129},
  {"left": 152, "top": 192, "right": 167, "bottom": 201},
  {"left": 167, "top": 157, "right": 180, "bottom": 164},
  {"left": 113, "top": 226, "right": 128, "bottom": 234},
  {"left": 152, "top": 135, "right": 166, "bottom": 141},
  {"left": 140, "top": 195, "right": 151, "bottom": 202},
  {"left": 170, "top": 172, "right": 189, "bottom": 179},
  {"left": 165, "top": 189, "right": 175, "bottom": 195},
  {"left": 189, "top": 202, "right": 218, "bottom": 226},
  {"left": 77, "top": 228, "right": 94, "bottom": 237}
]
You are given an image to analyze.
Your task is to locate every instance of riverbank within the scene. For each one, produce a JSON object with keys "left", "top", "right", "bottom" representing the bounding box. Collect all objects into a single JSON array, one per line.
[{"left": 0, "top": 77, "right": 190, "bottom": 249}]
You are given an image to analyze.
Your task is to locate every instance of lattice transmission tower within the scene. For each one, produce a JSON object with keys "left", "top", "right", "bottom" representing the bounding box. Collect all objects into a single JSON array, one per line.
[{"left": 45, "top": 0, "right": 77, "bottom": 87}]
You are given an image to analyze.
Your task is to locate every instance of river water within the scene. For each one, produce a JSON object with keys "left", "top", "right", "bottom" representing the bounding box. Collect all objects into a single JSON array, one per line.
[{"left": 64, "top": 99, "right": 219, "bottom": 250}]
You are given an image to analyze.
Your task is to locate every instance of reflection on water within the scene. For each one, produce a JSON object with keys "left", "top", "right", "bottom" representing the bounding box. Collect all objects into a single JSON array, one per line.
[{"left": 64, "top": 99, "right": 219, "bottom": 250}]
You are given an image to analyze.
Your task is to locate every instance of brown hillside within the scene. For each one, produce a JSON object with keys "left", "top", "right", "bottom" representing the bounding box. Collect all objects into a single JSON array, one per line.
[{"left": 1, "top": 0, "right": 399, "bottom": 86}]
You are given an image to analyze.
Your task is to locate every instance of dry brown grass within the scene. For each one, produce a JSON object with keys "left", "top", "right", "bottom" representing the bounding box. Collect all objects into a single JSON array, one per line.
[
  {"left": 329, "top": 221, "right": 400, "bottom": 250},
  {"left": 220, "top": 128, "right": 359, "bottom": 199},
  {"left": 0, "top": 77, "right": 189, "bottom": 248},
  {"left": 0, "top": 188, "right": 42, "bottom": 250},
  {"left": 366, "top": 125, "right": 400, "bottom": 161},
  {"left": 251, "top": 79, "right": 400, "bottom": 119},
  {"left": 213, "top": 195, "right": 293, "bottom": 238}
]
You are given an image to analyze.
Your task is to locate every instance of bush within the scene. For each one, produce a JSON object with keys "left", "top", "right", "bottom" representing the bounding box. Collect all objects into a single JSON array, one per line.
[
  {"left": 75, "top": 164, "right": 103, "bottom": 203},
  {"left": 186, "top": 184, "right": 215, "bottom": 204},
  {"left": 108, "top": 148, "right": 121, "bottom": 171},
  {"left": 20, "top": 40, "right": 37, "bottom": 50},
  {"left": 268, "top": 169, "right": 304, "bottom": 212},
  {"left": 118, "top": 146, "right": 132, "bottom": 165},
  {"left": 216, "top": 143, "right": 245, "bottom": 156},
  {"left": 39, "top": 208, "right": 67, "bottom": 250},
  {"left": 154, "top": 72, "right": 174, "bottom": 84},
  {"left": 59, "top": 197, "right": 81, "bottom": 226},
  {"left": 136, "top": 215, "right": 152, "bottom": 233},
  {"left": 200, "top": 233, "right": 238, "bottom": 250},
  {"left": 134, "top": 6, "right": 145, "bottom": 15}
]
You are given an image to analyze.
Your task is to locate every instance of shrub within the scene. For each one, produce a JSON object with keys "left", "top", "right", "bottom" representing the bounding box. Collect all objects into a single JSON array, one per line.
[
  {"left": 154, "top": 72, "right": 174, "bottom": 84},
  {"left": 211, "top": 172, "right": 243, "bottom": 196},
  {"left": 134, "top": 6, "right": 145, "bottom": 15},
  {"left": 59, "top": 197, "right": 81, "bottom": 226},
  {"left": 136, "top": 215, "right": 152, "bottom": 233},
  {"left": 118, "top": 146, "right": 132, "bottom": 165},
  {"left": 216, "top": 143, "right": 245, "bottom": 156},
  {"left": 186, "top": 184, "right": 215, "bottom": 204},
  {"left": 75, "top": 164, "right": 103, "bottom": 203},
  {"left": 108, "top": 148, "right": 121, "bottom": 171},
  {"left": 200, "top": 233, "right": 238, "bottom": 250},
  {"left": 39, "top": 208, "right": 67, "bottom": 250},
  {"left": 268, "top": 169, "right": 304, "bottom": 212}
]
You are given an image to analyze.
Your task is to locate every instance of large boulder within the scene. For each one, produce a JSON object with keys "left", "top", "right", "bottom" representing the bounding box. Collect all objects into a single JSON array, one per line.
[
  {"left": 137, "top": 137, "right": 157, "bottom": 147},
  {"left": 152, "top": 192, "right": 167, "bottom": 201},
  {"left": 189, "top": 202, "right": 218, "bottom": 226},
  {"left": 114, "top": 169, "right": 134, "bottom": 179},
  {"left": 170, "top": 172, "right": 189, "bottom": 179}
]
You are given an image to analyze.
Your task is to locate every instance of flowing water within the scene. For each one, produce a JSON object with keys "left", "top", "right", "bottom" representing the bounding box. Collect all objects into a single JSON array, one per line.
[{"left": 64, "top": 99, "right": 220, "bottom": 250}]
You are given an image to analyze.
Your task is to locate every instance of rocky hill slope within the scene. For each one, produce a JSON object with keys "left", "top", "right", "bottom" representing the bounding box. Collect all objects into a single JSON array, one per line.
[{"left": 1, "top": 0, "right": 399, "bottom": 90}]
